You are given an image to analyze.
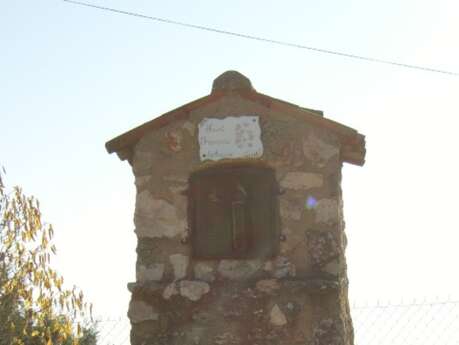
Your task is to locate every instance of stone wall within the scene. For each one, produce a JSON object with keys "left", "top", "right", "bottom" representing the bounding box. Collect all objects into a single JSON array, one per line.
[{"left": 127, "top": 92, "right": 353, "bottom": 345}]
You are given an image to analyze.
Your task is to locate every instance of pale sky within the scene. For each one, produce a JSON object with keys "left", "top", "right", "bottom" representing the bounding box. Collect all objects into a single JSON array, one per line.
[{"left": 1, "top": 0, "right": 459, "bottom": 319}]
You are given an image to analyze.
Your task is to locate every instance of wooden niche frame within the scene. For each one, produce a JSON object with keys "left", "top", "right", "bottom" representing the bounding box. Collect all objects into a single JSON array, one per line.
[{"left": 188, "top": 161, "right": 281, "bottom": 259}]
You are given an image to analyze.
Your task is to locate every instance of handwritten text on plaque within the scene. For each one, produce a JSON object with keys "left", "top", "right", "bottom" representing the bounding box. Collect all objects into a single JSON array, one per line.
[{"left": 198, "top": 116, "right": 263, "bottom": 161}]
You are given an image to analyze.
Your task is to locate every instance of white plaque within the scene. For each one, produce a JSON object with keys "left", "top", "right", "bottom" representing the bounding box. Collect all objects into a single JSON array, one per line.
[{"left": 198, "top": 116, "right": 263, "bottom": 161}]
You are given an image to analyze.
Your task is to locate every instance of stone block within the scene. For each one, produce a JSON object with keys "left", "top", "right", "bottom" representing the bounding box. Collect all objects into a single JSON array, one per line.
[
  {"left": 179, "top": 280, "right": 210, "bottom": 301},
  {"left": 273, "top": 256, "right": 296, "bottom": 279},
  {"left": 182, "top": 121, "right": 196, "bottom": 136},
  {"left": 162, "top": 282, "right": 179, "bottom": 300},
  {"left": 312, "top": 318, "right": 343, "bottom": 345},
  {"left": 280, "top": 227, "right": 305, "bottom": 256},
  {"left": 256, "top": 279, "right": 280, "bottom": 294},
  {"left": 324, "top": 259, "right": 340, "bottom": 276},
  {"left": 218, "top": 259, "right": 263, "bottom": 280},
  {"left": 302, "top": 133, "right": 339, "bottom": 168},
  {"left": 132, "top": 151, "right": 153, "bottom": 175},
  {"left": 307, "top": 231, "right": 339, "bottom": 267},
  {"left": 281, "top": 172, "right": 323, "bottom": 190},
  {"left": 270, "top": 304, "right": 287, "bottom": 326},
  {"left": 136, "top": 263, "right": 164, "bottom": 282},
  {"left": 315, "top": 198, "right": 339, "bottom": 224},
  {"left": 134, "top": 175, "right": 151, "bottom": 190},
  {"left": 280, "top": 199, "right": 302, "bottom": 220},
  {"left": 169, "top": 254, "right": 189, "bottom": 280},
  {"left": 164, "top": 130, "right": 183, "bottom": 152},
  {"left": 194, "top": 262, "right": 216, "bottom": 282},
  {"left": 134, "top": 191, "right": 185, "bottom": 238},
  {"left": 128, "top": 300, "right": 158, "bottom": 324}
]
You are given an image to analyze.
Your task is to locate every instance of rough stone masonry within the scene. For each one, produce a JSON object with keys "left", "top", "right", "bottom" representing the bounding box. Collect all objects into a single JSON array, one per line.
[{"left": 106, "top": 71, "right": 366, "bottom": 345}]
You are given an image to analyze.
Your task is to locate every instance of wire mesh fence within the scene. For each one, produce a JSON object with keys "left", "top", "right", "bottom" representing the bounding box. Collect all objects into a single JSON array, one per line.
[
  {"left": 96, "top": 299, "right": 459, "bottom": 345},
  {"left": 96, "top": 317, "right": 130, "bottom": 345},
  {"left": 352, "top": 298, "right": 459, "bottom": 345}
]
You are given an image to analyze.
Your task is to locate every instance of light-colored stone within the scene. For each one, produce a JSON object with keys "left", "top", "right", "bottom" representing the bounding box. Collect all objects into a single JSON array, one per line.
[
  {"left": 179, "top": 280, "right": 210, "bottom": 301},
  {"left": 182, "top": 121, "right": 196, "bottom": 136},
  {"left": 315, "top": 199, "right": 339, "bottom": 224},
  {"left": 128, "top": 300, "right": 158, "bottom": 323},
  {"left": 169, "top": 185, "right": 186, "bottom": 194},
  {"left": 218, "top": 260, "right": 263, "bottom": 280},
  {"left": 164, "top": 130, "right": 183, "bottom": 152},
  {"left": 270, "top": 304, "right": 287, "bottom": 326},
  {"left": 280, "top": 199, "right": 302, "bottom": 220},
  {"left": 137, "top": 263, "right": 164, "bottom": 282},
  {"left": 256, "top": 279, "right": 280, "bottom": 294},
  {"left": 302, "top": 133, "right": 339, "bottom": 167},
  {"left": 324, "top": 260, "right": 340, "bottom": 275},
  {"left": 132, "top": 150, "right": 153, "bottom": 174},
  {"left": 194, "top": 263, "right": 215, "bottom": 282},
  {"left": 308, "top": 231, "right": 339, "bottom": 265},
  {"left": 214, "top": 333, "right": 240, "bottom": 345},
  {"left": 188, "top": 327, "right": 206, "bottom": 345},
  {"left": 263, "top": 260, "right": 273, "bottom": 272},
  {"left": 134, "top": 191, "right": 185, "bottom": 238},
  {"left": 281, "top": 172, "right": 323, "bottom": 190},
  {"left": 280, "top": 227, "right": 305, "bottom": 255},
  {"left": 170, "top": 254, "right": 189, "bottom": 280},
  {"left": 162, "top": 282, "right": 179, "bottom": 299},
  {"left": 134, "top": 175, "right": 151, "bottom": 189},
  {"left": 273, "top": 256, "right": 296, "bottom": 279},
  {"left": 162, "top": 174, "right": 188, "bottom": 184}
]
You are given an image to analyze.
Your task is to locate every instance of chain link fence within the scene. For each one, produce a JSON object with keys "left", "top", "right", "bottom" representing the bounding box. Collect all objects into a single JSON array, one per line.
[
  {"left": 95, "top": 317, "right": 130, "bottom": 345},
  {"left": 352, "top": 299, "right": 459, "bottom": 345},
  {"left": 96, "top": 299, "right": 459, "bottom": 345}
]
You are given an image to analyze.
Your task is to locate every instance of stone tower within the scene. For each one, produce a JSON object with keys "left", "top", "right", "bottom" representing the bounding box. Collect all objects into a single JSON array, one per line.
[{"left": 106, "top": 71, "right": 366, "bottom": 345}]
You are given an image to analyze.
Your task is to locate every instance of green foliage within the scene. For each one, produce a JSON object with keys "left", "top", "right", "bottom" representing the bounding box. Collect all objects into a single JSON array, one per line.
[{"left": 0, "top": 170, "right": 95, "bottom": 345}]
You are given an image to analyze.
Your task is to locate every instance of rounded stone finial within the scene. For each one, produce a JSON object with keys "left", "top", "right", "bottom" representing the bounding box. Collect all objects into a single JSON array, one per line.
[{"left": 211, "top": 70, "right": 254, "bottom": 93}]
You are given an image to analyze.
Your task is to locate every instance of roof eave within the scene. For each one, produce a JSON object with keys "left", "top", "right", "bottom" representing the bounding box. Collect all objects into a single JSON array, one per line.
[
  {"left": 105, "top": 90, "right": 366, "bottom": 166},
  {"left": 105, "top": 92, "right": 225, "bottom": 155}
]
